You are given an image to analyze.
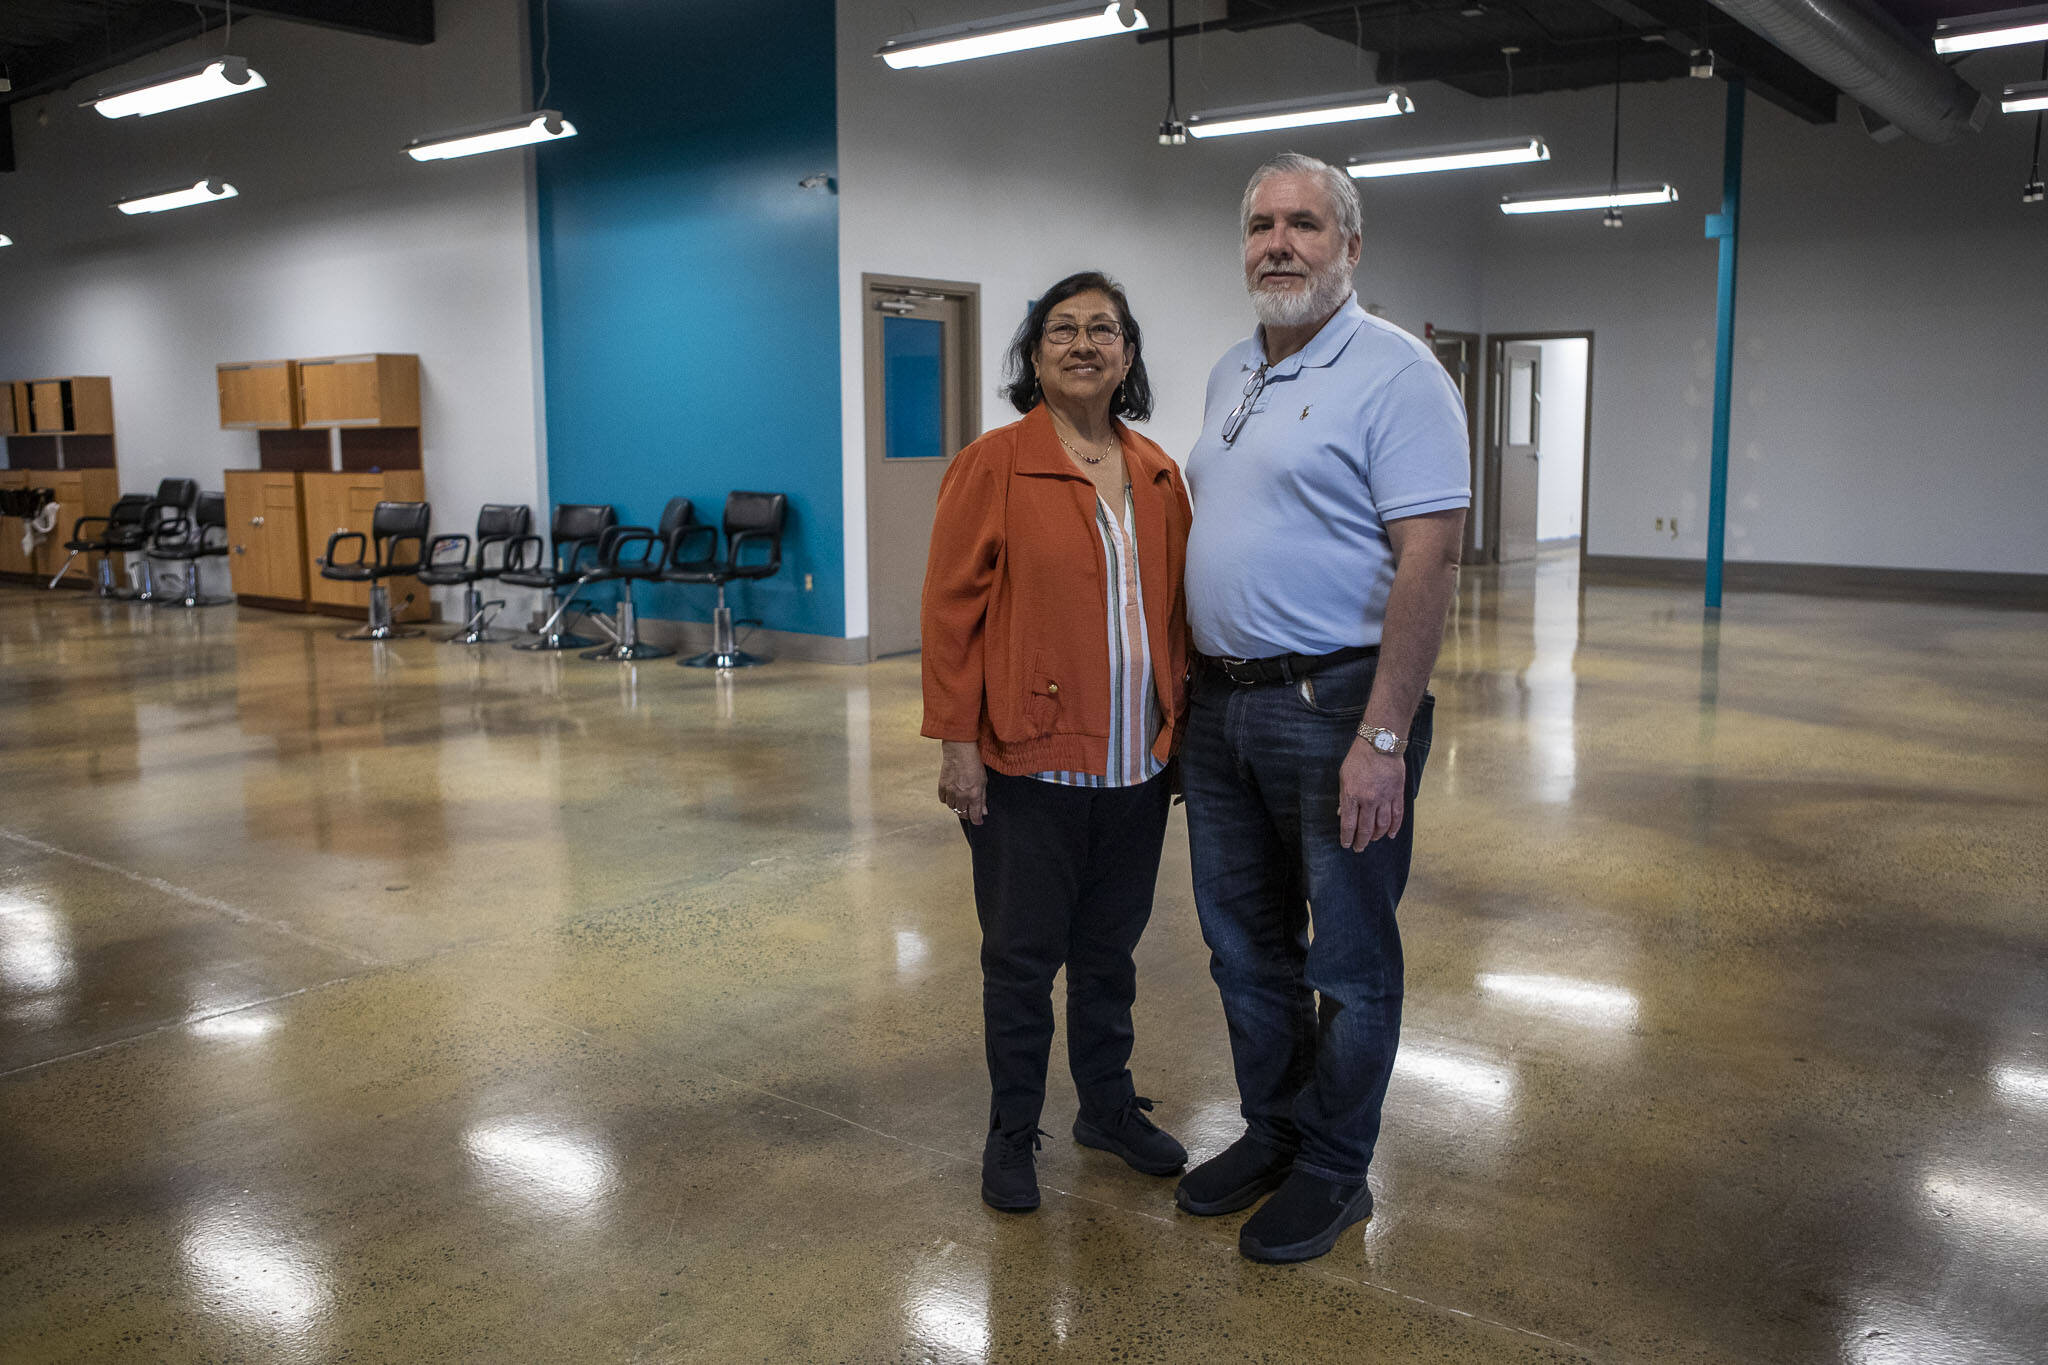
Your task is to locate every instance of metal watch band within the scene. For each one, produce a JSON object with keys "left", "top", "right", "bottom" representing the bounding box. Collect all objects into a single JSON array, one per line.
[{"left": 1355, "top": 723, "right": 1408, "bottom": 755}]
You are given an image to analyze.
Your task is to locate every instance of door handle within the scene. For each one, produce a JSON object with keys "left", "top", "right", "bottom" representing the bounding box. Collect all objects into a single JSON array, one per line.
[{"left": 251, "top": 516, "right": 265, "bottom": 527}]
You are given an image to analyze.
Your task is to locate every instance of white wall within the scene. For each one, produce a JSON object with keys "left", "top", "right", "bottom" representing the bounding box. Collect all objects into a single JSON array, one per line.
[
  {"left": 1536, "top": 336, "right": 1587, "bottom": 542},
  {"left": 835, "top": 2, "right": 1492, "bottom": 638},
  {"left": 1479, "top": 59, "right": 2048, "bottom": 575},
  {"left": 0, "top": 0, "right": 543, "bottom": 592}
]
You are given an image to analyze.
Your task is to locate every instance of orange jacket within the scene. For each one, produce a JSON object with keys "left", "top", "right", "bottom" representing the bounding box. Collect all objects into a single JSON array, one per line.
[{"left": 921, "top": 405, "right": 1192, "bottom": 776}]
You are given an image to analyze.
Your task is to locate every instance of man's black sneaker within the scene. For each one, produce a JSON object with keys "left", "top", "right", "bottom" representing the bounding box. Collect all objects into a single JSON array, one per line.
[
  {"left": 1237, "top": 1171, "right": 1373, "bottom": 1262},
  {"left": 981, "top": 1126, "right": 1045, "bottom": 1212},
  {"left": 1174, "top": 1133, "right": 1294, "bottom": 1215},
  {"left": 1072, "top": 1095, "right": 1187, "bottom": 1176}
]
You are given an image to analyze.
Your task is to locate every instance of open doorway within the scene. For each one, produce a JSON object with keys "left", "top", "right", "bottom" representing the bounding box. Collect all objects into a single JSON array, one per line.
[
  {"left": 1426, "top": 327, "right": 1485, "bottom": 564},
  {"left": 1484, "top": 331, "right": 1593, "bottom": 564}
]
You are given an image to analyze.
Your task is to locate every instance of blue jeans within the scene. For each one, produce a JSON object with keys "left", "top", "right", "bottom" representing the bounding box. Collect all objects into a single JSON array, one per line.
[{"left": 1182, "top": 654, "right": 1433, "bottom": 1184}]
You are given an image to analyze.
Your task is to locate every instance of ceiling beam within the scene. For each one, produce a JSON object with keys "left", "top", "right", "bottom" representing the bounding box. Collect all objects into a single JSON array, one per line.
[{"left": 191, "top": 1, "right": 435, "bottom": 46}]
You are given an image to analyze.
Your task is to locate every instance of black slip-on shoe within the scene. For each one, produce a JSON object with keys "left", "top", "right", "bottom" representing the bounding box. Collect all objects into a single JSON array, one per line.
[
  {"left": 1073, "top": 1095, "right": 1187, "bottom": 1176},
  {"left": 1173, "top": 1133, "right": 1294, "bottom": 1216},
  {"left": 981, "top": 1126, "right": 1045, "bottom": 1213},
  {"left": 1237, "top": 1171, "right": 1373, "bottom": 1263}
]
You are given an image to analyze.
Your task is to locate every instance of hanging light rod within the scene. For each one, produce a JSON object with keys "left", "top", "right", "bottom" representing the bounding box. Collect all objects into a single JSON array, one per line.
[
  {"left": 90, "top": 56, "right": 266, "bottom": 119},
  {"left": 1185, "top": 88, "right": 1413, "bottom": 139},
  {"left": 878, "top": 2, "right": 1147, "bottom": 69},
  {"left": 1347, "top": 137, "right": 1549, "bottom": 179},
  {"left": 1500, "top": 183, "right": 1678, "bottom": 215},
  {"left": 116, "top": 179, "right": 239, "bottom": 216},
  {"left": 406, "top": 111, "right": 578, "bottom": 162},
  {"left": 1933, "top": 5, "right": 2048, "bottom": 53},
  {"left": 2002, "top": 79, "right": 2048, "bottom": 113}
]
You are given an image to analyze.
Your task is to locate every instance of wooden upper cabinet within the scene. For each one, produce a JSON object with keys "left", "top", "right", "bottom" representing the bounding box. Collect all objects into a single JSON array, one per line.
[
  {"left": 299, "top": 353, "right": 420, "bottom": 429},
  {"left": 0, "top": 383, "right": 21, "bottom": 436},
  {"left": 20, "top": 377, "right": 114, "bottom": 435},
  {"left": 218, "top": 361, "right": 301, "bottom": 429}
]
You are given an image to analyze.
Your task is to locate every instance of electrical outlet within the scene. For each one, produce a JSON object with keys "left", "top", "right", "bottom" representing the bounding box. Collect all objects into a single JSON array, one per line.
[
  {"left": 803, "top": 573, "right": 813, "bottom": 591},
  {"left": 1655, "top": 517, "right": 1664, "bottom": 531},
  {"left": 1669, "top": 518, "right": 1679, "bottom": 537}
]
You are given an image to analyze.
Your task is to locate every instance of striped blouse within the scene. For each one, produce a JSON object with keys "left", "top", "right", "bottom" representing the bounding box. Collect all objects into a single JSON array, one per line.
[{"left": 1029, "top": 487, "right": 1166, "bottom": 789}]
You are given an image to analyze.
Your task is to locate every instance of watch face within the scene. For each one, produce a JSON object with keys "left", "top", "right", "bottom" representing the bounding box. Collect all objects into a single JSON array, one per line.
[{"left": 1372, "top": 731, "right": 1397, "bottom": 753}]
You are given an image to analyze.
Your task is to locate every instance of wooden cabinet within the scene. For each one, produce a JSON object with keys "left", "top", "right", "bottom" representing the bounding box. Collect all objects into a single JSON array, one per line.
[
  {"left": 217, "top": 361, "right": 301, "bottom": 430},
  {"left": 0, "top": 469, "right": 121, "bottom": 582},
  {"left": 300, "top": 470, "right": 429, "bottom": 620},
  {"left": 299, "top": 354, "right": 420, "bottom": 429},
  {"left": 0, "top": 383, "right": 22, "bottom": 436},
  {"left": 224, "top": 470, "right": 310, "bottom": 602},
  {"left": 19, "top": 377, "right": 114, "bottom": 436}
]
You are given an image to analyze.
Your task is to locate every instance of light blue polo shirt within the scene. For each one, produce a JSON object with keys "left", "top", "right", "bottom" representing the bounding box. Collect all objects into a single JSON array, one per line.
[{"left": 1186, "top": 295, "right": 1470, "bottom": 658}]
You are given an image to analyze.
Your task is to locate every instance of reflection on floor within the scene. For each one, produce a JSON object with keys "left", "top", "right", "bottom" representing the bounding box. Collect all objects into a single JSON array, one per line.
[{"left": 1, "top": 561, "right": 2044, "bottom": 1363}]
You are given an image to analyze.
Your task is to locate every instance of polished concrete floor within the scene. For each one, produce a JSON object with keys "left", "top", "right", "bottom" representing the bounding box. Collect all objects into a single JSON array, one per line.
[{"left": 1, "top": 558, "right": 2044, "bottom": 1364}]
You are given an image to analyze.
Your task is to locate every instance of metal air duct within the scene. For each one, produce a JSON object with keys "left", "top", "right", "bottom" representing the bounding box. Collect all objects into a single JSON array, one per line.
[{"left": 1708, "top": 0, "right": 1991, "bottom": 143}]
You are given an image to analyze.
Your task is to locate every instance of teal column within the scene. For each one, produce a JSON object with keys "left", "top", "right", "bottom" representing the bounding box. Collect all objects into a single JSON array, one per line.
[{"left": 1703, "top": 78, "right": 1745, "bottom": 613}]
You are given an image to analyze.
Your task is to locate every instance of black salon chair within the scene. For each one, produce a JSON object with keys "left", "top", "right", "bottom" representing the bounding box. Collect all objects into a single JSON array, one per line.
[
  {"left": 318, "top": 500, "right": 432, "bottom": 640},
  {"left": 50, "top": 494, "right": 152, "bottom": 597},
  {"left": 502, "top": 503, "right": 616, "bottom": 651},
  {"left": 663, "top": 490, "right": 788, "bottom": 669},
  {"left": 575, "top": 497, "right": 710, "bottom": 662},
  {"left": 418, "top": 503, "right": 532, "bottom": 645},
  {"left": 148, "top": 491, "right": 234, "bottom": 609},
  {"left": 130, "top": 478, "right": 201, "bottom": 602}
]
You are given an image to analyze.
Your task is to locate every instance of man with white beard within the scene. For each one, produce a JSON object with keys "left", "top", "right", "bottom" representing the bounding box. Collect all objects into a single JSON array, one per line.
[{"left": 1174, "top": 153, "right": 1470, "bottom": 1264}]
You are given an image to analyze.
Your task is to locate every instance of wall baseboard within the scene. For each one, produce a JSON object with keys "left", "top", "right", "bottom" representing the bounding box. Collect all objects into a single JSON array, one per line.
[
  {"left": 1581, "top": 555, "right": 2048, "bottom": 609},
  {"left": 613, "top": 616, "right": 869, "bottom": 666}
]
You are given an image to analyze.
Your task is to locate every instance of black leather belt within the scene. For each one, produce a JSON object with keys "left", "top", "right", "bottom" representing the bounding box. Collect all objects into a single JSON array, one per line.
[{"left": 1199, "top": 644, "right": 1377, "bottom": 686}]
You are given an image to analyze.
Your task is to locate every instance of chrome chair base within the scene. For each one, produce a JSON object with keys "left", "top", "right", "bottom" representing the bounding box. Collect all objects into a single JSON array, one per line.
[
  {"left": 338, "top": 585, "right": 422, "bottom": 641},
  {"left": 442, "top": 588, "right": 516, "bottom": 645},
  {"left": 680, "top": 601, "right": 767, "bottom": 670},
  {"left": 517, "top": 586, "right": 597, "bottom": 651},
  {"left": 579, "top": 599, "right": 671, "bottom": 662}
]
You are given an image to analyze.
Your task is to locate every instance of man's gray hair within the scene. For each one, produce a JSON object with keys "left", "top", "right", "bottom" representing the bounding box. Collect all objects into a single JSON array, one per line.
[{"left": 1239, "top": 152, "right": 1362, "bottom": 243}]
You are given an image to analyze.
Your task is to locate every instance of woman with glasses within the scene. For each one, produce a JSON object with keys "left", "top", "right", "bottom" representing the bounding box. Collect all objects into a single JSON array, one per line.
[{"left": 922, "top": 271, "right": 1193, "bottom": 1213}]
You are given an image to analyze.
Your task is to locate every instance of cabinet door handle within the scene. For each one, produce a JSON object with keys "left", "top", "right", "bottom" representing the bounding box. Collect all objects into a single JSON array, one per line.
[{"left": 251, "top": 516, "right": 265, "bottom": 527}]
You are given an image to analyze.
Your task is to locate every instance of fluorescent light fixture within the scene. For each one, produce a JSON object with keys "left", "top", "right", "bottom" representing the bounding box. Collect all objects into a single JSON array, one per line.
[
  {"left": 1186, "top": 88, "right": 1413, "bottom": 139},
  {"left": 116, "top": 179, "right": 239, "bottom": 215},
  {"left": 0, "top": 235, "right": 11, "bottom": 247},
  {"left": 2001, "top": 79, "right": 2048, "bottom": 113},
  {"left": 92, "top": 56, "right": 265, "bottom": 119},
  {"left": 1347, "top": 136, "right": 1549, "bottom": 178},
  {"left": 878, "top": 1, "right": 1147, "bottom": 69},
  {"left": 1934, "top": 5, "right": 2048, "bottom": 53},
  {"left": 406, "top": 111, "right": 577, "bottom": 162},
  {"left": 1501, "top": 183, "right": 1678, "bottom": 215}
]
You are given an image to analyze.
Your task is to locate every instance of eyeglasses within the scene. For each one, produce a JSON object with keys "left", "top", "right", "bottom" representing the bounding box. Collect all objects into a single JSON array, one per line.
[
  {"left": 1042, "top": 320, "right": 1124, "bottom": 348},
  {"left": 1221, "top": 363, "right": 1270, "bottom": 445}
]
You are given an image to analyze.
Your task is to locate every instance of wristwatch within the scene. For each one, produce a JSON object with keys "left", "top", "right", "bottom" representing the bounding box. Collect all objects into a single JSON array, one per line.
[{"left": 1356, "top": 724, "right": 1408, "bottom": 755}]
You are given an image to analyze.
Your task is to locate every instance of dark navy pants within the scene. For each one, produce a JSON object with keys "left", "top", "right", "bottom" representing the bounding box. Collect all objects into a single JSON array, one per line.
[
  {"left": 963, "top": 767, "right": 1172, "bottom": 1137},
  {"left": 1181, "top": 654, "right": 1433, "bottom": 1183}
]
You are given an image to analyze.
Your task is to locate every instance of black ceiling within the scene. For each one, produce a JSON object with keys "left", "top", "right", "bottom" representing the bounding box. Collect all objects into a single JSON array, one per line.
[
  {"left": 0, "top": 1, "right": 433, "bottom": 110},
  {"left": 1143, "top": 0, "right": 1974, "bottom": 127}
]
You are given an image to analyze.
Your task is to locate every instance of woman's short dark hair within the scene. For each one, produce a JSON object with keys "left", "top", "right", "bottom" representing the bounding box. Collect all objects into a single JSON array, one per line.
[{"left": 1000, "top": 271, "right": 1153, "bottom": 421}]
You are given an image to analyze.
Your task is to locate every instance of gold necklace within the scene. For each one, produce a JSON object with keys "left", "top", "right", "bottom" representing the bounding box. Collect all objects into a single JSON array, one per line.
[{"left": 1054, "top": 422, "right": 1114, "bottom": 466}]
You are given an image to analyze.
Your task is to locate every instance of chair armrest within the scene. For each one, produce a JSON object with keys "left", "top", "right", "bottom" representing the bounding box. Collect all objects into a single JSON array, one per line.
[
  {"left": 149, "top": 513, "right": 193, "bottom": 550},
  {"left": 320, "top": 529, "right": 369, "bottom": 570},
  {"left": 68, "top": 515, "right": 113, "bottom": 542},
  {"left": 381, "top": 532, "right": 430, "bottom": 575},
  {"left": 605, "top": 526, "right": 660, "bottom": 572},
  {"left": 664, "top": 523, "right": 719, "bottom": 568},
  {"left": 504, "top": 533, "right": 545, "bottom": 573},
  {"left": 426, "top": 533, "right": 473, "bottom": 572},
  {"left": 726, "top": 527, "right": 781, "bottom": 569},
  {"left": 476, "top": 534, "right": 516, "bottom": 574},
  {"left": 558, "top": 534, "right": 606, "bottom": 574}
]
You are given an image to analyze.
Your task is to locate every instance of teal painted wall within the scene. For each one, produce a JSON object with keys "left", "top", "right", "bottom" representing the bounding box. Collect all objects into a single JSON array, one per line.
[{"left": 534, "top": 0, "right": 842, "bottom": 637}]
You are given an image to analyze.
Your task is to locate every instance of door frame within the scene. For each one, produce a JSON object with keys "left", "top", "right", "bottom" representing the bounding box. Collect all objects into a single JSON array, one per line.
[
  {"left": 1483, "top": 330, "right": 1595, "bottom": 566},
  {"left": 1427, "top": 328, "right": 1484, "bottom": 563},
  {"left": 861, "top": 272, "right": 981, "bottom": 661}
]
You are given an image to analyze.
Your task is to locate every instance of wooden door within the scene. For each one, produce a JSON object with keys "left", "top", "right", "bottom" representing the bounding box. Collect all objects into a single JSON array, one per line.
[
  {"left": 219, "top": 363, "right": 300, "bottom": 429},
  {"left": 226, "top": 471, "right": 307, "bottom": 600},
  {"left": 1494, "top": 342, "right": 1543, "bottom": 564},
  {"left": 301, "top": 470, "right": 429, "bottom": 619},
  {"left": 0, "top": 471, "right": 30, "bottom": 575}
]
